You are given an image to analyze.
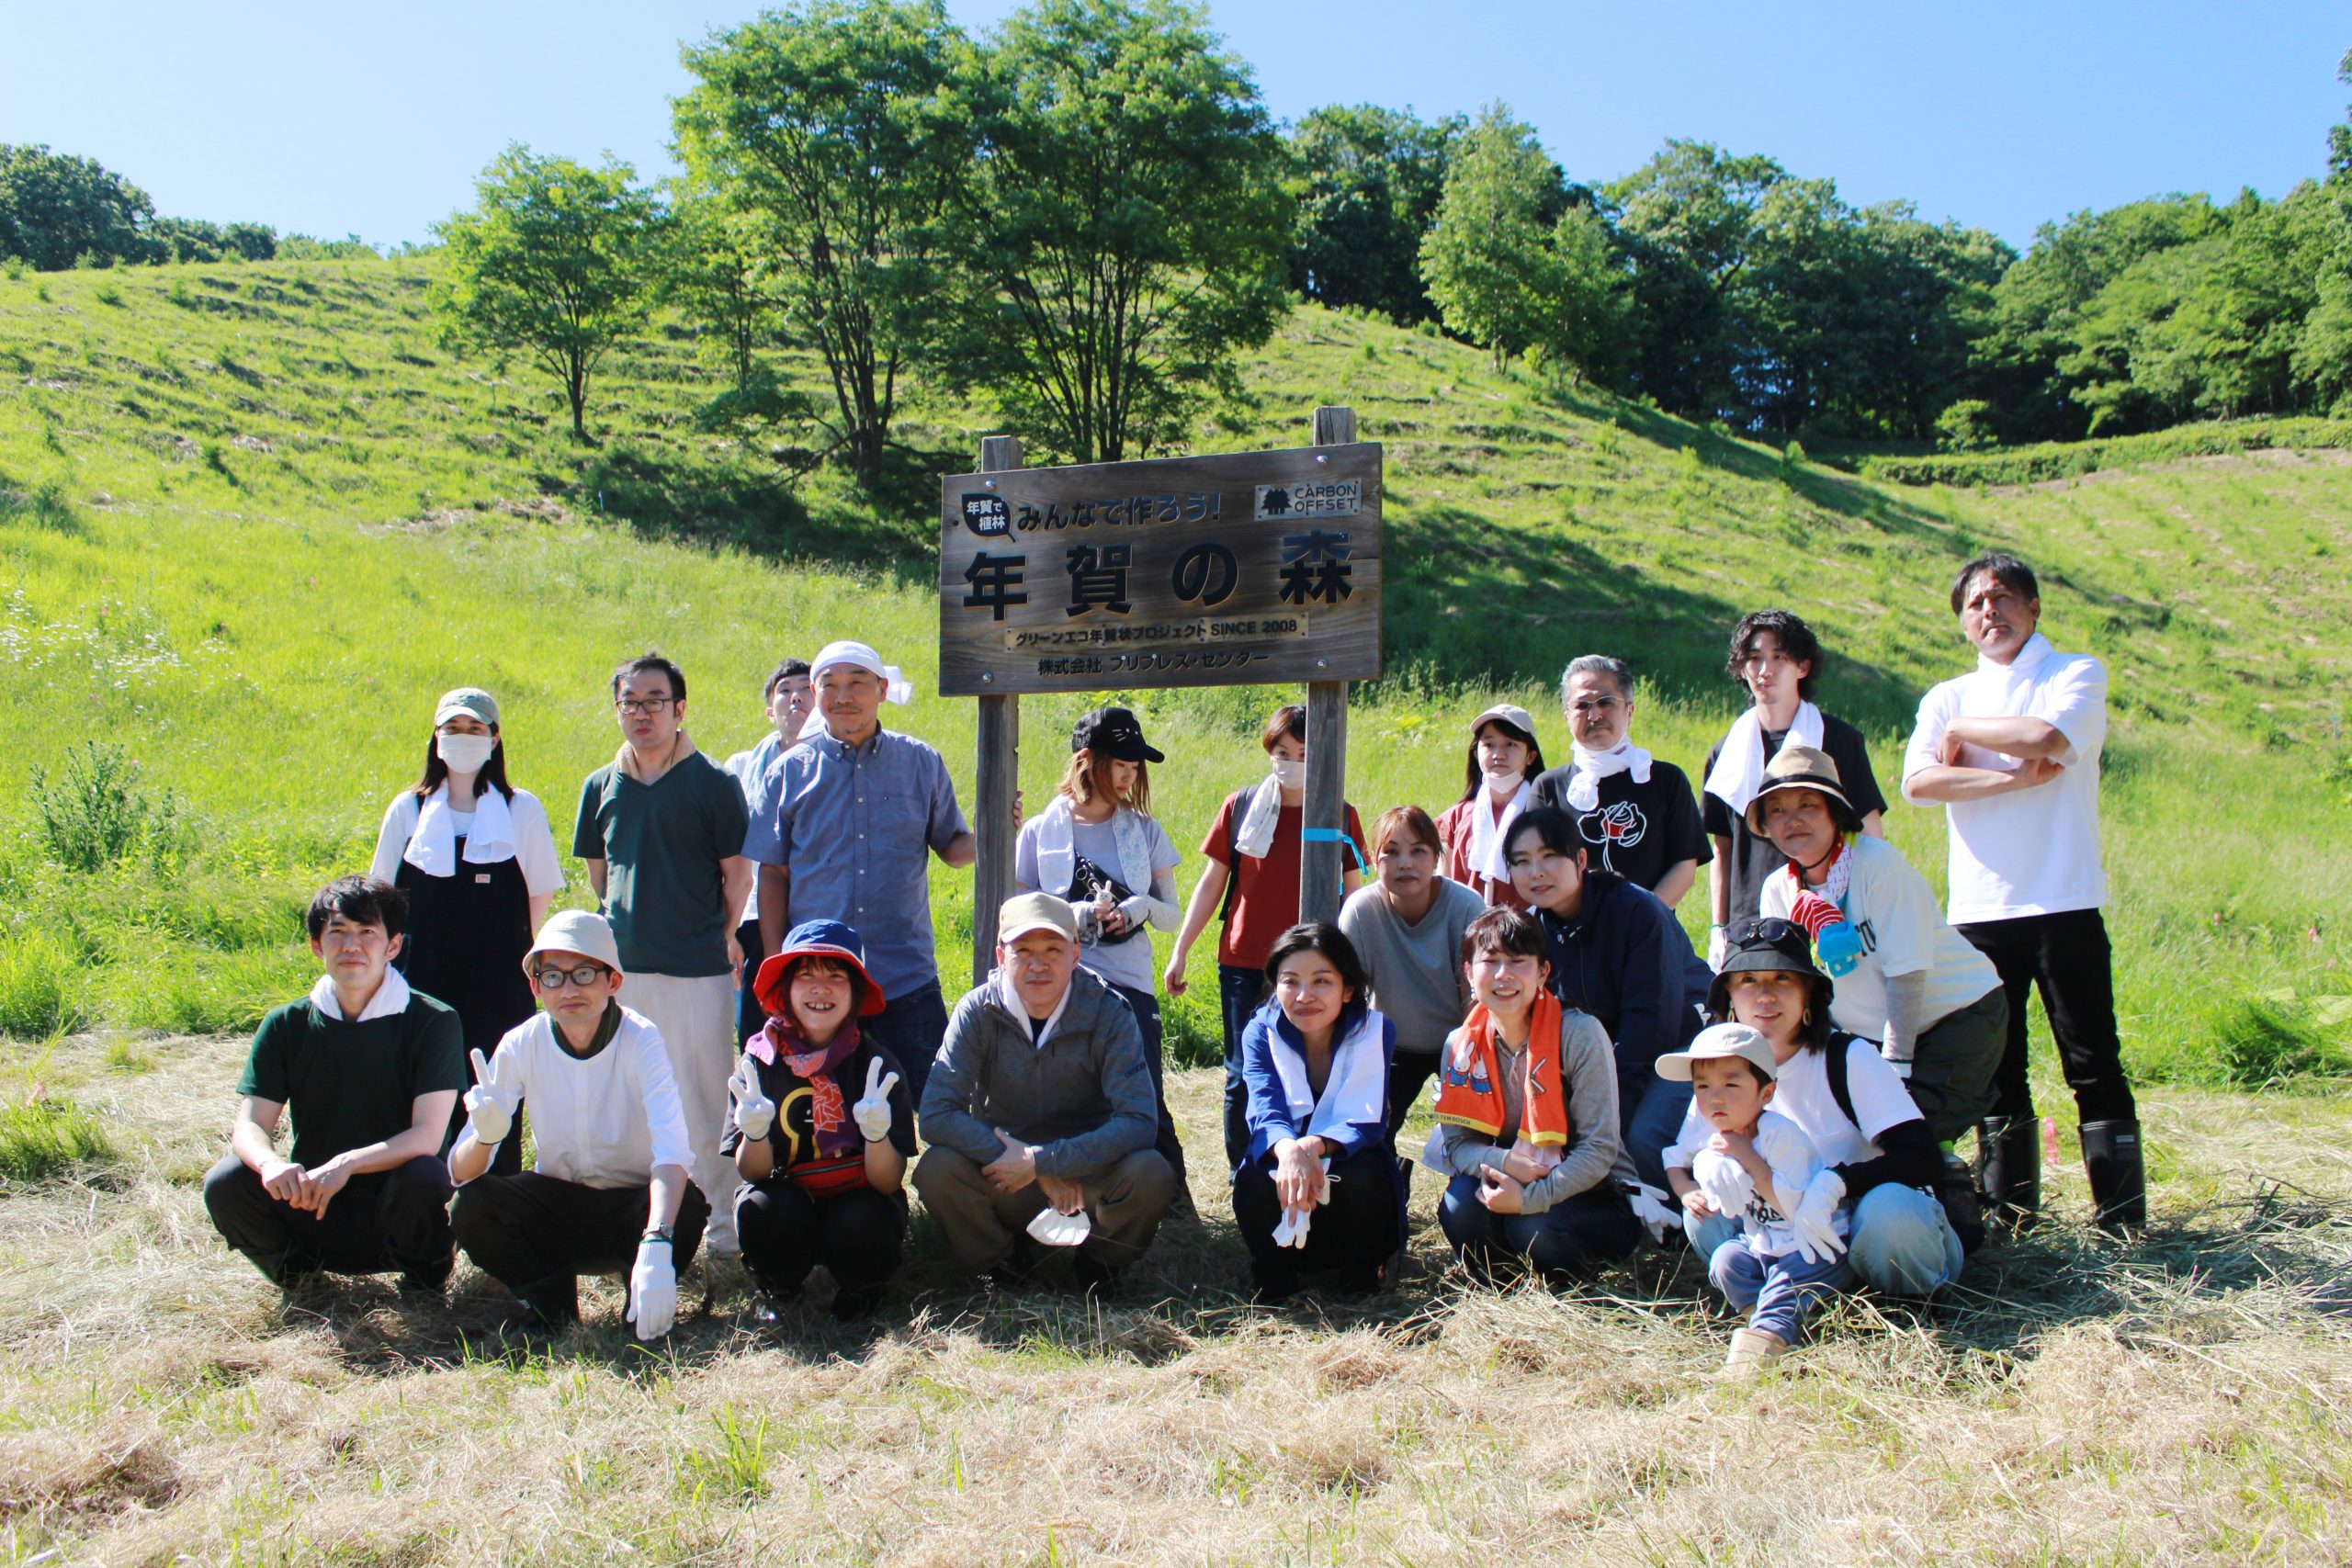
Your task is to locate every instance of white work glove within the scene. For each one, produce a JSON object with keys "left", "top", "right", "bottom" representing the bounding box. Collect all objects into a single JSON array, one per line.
[
  {"left": 1271, "top": 1207, "right": 1313, "bottom": 1248},
  {"left": 628, "top": 1238, "right": 677, "bottom": 1340},
  {"left": 1026, "top": 1206, "right": 1092, "bottom": 1247},
  {"left": 852, "top": 1056, "right": 898, "bottom": 1144},
  {"left": 727, "top": 1058, "right": 775, "bottom": 1144},
  {"left": 1691, "top": 1147, "right": 1755, "bottom": 1219},
  {"left": 462, "top": 1047, "right": 511, "bottom": 1146},
  {"left": 1786, "top": 1168, "right": 1849, "bottom": 1267},
  {"left": 1622, "top": 1179, "right": 1680, "bottom": 1246},
  {"left": 1707, "top": 924, "right": 1728, "bottom": 971}
]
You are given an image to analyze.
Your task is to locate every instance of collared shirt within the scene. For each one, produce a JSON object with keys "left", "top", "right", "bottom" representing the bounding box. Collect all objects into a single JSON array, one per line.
[{"left": 741, "top": 725, "right": 970, "bottom": 998}]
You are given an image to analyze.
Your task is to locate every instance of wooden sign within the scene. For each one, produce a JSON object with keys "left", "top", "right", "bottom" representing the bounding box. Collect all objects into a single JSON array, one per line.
[{"left": 937, "top": 443, "right": 1384, "bottom": 697}]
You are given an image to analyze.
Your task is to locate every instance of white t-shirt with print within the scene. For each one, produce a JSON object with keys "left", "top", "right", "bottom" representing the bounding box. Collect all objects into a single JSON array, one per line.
[
  {"left": 1668, "top": 1108, "right": 1838, "bottom": 1257},
  {"left": 1902, "top": 638, "right": 2108, "bottom": 923},
  {"left": 1759, "top": 835, "right": 2000, "bottom": 1038},
  {"left": 1667, "top": 1035, "right": 1925, "bottom": 1175}
]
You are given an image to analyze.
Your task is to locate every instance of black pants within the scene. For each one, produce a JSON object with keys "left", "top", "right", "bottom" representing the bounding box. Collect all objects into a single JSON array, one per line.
[
  {"left": 1438, "top": 1176, "right": 1640, "bottom": 1285},
  {"left": 1231, "top": 1141, "right": 1399, "bottom": 1288},
  {"left": 1956, "top": 908, "right": 2137, "bottom": 1124},
  {"left": 1385, "top": 1054, "right": 1439, "bottom": 1138},
  {"left": 1218, "top": 964, "right": 1266, "bottom": 1171},
  {"left": 735, "top": 1180, "right": 906, "bottom": 1298},
  {"left": 451, "top": 1171, "right": 709, "bottom": 1321},
  {"left": 1111, "top": 982, "right": 1189, "bottom": 1190},
  {"left": 735, "top": 917, "right": 766, "bottom": 1047},
  {"left": 203, "top": 1154, "right": 454, "bottom": 1285}
]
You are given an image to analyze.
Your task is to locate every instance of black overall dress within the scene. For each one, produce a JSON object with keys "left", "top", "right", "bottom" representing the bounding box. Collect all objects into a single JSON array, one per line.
[{"left": 393, "top": 805, "right": 536, "bottom": 1174}]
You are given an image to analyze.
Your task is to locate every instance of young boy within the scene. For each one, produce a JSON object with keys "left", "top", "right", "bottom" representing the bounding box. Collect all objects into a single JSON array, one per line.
[
  {"left": 203, "top": 875, "right": 466, "bottom": 1292},
  {"left": 1658, "top": 1023, "right": 1849, "bottom": 1370}
]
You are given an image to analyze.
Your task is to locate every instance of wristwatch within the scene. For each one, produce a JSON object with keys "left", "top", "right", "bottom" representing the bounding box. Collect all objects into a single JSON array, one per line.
[{"left": 641, "top": 1224, "right": 673, "bottom": 1245}]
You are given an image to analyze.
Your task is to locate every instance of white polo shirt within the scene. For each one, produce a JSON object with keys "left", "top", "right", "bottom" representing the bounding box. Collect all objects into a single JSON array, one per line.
[
  {"left": 463, "top": 1006, "right": 693, "bottom": 1190},
  {"left": 1902, "top": 635, "right": 2108, "bottom": 924}
]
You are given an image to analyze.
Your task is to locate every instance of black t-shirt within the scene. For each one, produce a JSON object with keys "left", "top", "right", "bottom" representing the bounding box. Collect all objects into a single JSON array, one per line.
[
  {"left": 1530, "top": 759, "right": 1711, "bottom": 894},
  {"left": 719, "top": 1037, "right": 917, "bottom": 1196},
  {"left": 1702, "top": 712, "right": 1891, "bottom": 921}
]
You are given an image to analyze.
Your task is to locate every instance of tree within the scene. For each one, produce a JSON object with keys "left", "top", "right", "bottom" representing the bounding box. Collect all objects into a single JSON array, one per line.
[
  {"left": 1417, "top": 106, "right": 1578, "bottom": 367},
  {"left": 1609, "top": 141, "right": 1787, "bottom": 419},
  {"left": 433, "top": 146, "right": 662, "bottom": 442},
  {"left": 0, "top": 144, "right": 153, "bottom": 269},
  {"left": 1285, "top": 104, "right": 1461, "bottom": 322},
  {"left": 660, "top": 186, "right": 792, "bottom": 405},
  {"left": 937, "top": 0, "right": 1291, "bottom": 463},
  {"left": 674, "top": 0, "right": 970, "bottom": 490}
]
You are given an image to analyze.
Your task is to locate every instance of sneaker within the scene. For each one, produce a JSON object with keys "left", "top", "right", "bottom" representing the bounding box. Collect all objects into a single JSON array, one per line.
[
  {"left": 831, "top": 1281, "right": 886, "bottom": 1322},
  {"left": 1724, "top": 1327, "right": 1786, "bottom": 1374}
]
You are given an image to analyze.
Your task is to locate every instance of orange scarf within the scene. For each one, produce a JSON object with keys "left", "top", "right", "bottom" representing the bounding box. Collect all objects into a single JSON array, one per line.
[{"left": 1431, "top": 990, "right": 1571, "bottom": 1146}]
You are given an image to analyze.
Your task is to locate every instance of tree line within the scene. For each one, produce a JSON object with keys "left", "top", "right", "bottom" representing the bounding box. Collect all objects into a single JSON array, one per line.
[{"left": 13, "top": 4, "right": 2349, "bottom": 465}]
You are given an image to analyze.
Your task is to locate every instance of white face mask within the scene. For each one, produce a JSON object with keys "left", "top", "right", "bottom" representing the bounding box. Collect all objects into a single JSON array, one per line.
[
  {"left": 436, "top": 732, "right": 496, "bottom": 773},
  {"left": 1269, "top": 757, "right": 1305, "bottom": 790}
]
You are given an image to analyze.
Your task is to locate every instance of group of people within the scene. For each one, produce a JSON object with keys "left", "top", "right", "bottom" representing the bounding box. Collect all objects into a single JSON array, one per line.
[{"left": 203, "top": 550, "right": 2143, "bottom": 1367}]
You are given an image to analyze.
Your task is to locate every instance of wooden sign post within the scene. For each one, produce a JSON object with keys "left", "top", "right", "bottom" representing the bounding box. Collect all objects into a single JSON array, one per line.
[{"left": 944, "top": 410, "right": 1383, "bottom": 984}]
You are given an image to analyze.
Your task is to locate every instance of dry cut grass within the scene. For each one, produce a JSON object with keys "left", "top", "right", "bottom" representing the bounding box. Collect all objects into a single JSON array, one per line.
[{"left": 2, "top": 1030, "right": 2349, "bottom": 1565}]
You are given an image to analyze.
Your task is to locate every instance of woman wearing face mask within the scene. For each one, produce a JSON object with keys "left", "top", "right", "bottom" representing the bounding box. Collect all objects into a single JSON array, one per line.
[
  {"left": 368, "top": 687, "right": 565, "bottom": 1172},
  {"left": 1166, "top": 703, "right": 1367, "bottom": 1173},
  {"left": 1434, "top": 705, "right": 1545, "bottom": 908}
]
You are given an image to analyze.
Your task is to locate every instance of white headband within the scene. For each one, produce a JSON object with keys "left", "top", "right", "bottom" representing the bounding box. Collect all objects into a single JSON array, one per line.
[{"left": 802, "top": 640, "right": 913, "bottom": 739}]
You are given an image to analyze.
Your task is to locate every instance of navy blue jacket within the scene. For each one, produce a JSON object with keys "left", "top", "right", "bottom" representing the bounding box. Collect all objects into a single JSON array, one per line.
[{"left": 1533, "top": 871, "right": 1713, "bottom": 1077}]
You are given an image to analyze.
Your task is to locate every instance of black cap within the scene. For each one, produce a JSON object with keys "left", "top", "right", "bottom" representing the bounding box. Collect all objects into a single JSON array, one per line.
[
  {"left": 1070, "top": 705, "right": 1164, "bottom": 763},
  {"left": 1705, "top": 916, "right": 1835, "bottom": 1021}
]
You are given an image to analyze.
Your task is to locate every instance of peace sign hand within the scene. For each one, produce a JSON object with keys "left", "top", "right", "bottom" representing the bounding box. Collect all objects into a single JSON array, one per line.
[
  {"left": 853, "top": 1055, "right": 899, "bottom": 1144},
  {"left": 463, "top": 1047, "right": 511, "bottom": 1145},
  {"left": 729, "top": 1057, "right": 776, "bottom": 1142}
]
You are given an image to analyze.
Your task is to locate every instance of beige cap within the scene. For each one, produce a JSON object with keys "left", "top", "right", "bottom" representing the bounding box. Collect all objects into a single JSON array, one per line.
[
  {"left": 1744, "top": 742, "right": 1862, "bottom": 836},
  {"left": 1471, "top": 703, "right": 1537, "bottom": 740},
  {"left": 998, "top": 891, "right": 1079, "bottom": 944},
  {"left": 521, "top": 909, "right": 622, "bottom": 976},
  {"left": 1655, "top": 1021, "right": 1781, "bottom": 1082}
]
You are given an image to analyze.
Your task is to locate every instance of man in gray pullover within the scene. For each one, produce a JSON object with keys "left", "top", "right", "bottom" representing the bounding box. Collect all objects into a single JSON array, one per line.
[{"left": 915, "top": 892, "right": 1178, "bottom": 1293}]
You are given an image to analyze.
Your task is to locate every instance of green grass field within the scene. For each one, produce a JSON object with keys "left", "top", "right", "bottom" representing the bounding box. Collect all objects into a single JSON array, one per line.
[{"left": 5, "top": 255, "right": 2352, "bottom": 1564}]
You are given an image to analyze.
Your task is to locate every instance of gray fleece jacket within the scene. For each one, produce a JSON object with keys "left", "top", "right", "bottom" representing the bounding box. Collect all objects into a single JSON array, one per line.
[{"left": 919, "top": 965, "right": 1157, "bottom": 1180}]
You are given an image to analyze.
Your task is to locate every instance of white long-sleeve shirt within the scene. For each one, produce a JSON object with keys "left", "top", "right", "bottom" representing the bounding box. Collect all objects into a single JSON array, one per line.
[{"left": 462, "top": 1005, "right": 692, "bottom": 1190}]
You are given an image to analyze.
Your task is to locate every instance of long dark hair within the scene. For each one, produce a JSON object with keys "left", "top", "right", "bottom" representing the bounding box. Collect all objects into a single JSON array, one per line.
[
  {"left": 411, "top": 726, "right": 515, "bottom": 802},
  {"left": 1262, "top": 920, "right": 1368, "bottom": 996},
  {"left": 1457, "top": 715, "right": 1546, "bottom": 804}
]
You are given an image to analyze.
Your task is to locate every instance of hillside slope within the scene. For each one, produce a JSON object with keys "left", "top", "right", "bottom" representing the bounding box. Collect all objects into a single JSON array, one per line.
[{"left": 1, "top": 258, "right": 2347, "bottom": 1081}]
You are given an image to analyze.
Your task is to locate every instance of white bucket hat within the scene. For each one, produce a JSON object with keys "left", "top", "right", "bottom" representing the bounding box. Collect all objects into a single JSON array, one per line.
[{"left": 520, "top": 909, "right": 623, "bottom": 977}]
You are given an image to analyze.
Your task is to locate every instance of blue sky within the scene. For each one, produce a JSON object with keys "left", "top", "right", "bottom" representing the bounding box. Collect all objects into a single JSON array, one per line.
[{"left": 2, "top": 1, "right": 2342, "bottom": 252}]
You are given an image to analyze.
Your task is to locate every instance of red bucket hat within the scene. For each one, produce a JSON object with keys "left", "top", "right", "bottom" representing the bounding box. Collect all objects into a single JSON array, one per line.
[{"left": 751, "top": 919, "right": 888, "bottom": 1019}]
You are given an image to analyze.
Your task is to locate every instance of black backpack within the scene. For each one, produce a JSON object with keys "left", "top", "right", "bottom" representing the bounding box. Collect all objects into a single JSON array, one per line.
[{"left": 1821, "top": 1037, "right": 1985, "bottom": 1256}]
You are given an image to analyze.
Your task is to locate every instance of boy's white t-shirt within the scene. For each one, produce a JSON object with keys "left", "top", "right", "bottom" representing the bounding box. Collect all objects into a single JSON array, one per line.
[
  {"left": 1901, "top": 637, "right": 2109, "bottom": 923},
  {"left": 1759, "top": 836, "right": 2000, "bottom": 1037},
  {"left": 1668, "top": 1109, "right": 1837, "bottom": 1256},
  {"left": 1667, "top": 1035, "right": 1925, "bottom": 1177},
  {"left": 461, "top": 1006, "right": 693, "bottom": 1190}
]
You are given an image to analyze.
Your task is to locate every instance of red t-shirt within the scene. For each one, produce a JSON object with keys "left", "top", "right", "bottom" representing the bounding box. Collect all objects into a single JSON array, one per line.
[
  {"left": 1203, "top": 795, "right": 1367, "bottom": 970},
  {"left": 1434, "top": 796, "right": 1531, "bottom": 909}
]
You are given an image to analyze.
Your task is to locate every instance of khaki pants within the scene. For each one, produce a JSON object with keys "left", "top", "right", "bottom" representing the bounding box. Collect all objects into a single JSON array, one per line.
[
  {"left": 913, "top": 1146, "right": 1177, "bottom": 1275},
  {"left": 620, "top": 970, "right": 743, "bottom": 1252}
]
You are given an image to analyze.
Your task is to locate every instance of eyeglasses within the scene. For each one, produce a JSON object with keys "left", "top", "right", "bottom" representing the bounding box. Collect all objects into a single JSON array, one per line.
[
  {"left": 616, "top": 697, "right": 674, "bottom": 716},
  {"left": 534, "top": 963, "right": 610, "bottom": 991}
]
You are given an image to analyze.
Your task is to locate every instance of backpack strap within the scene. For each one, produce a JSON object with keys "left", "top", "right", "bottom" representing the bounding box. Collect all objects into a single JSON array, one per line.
[
  {"left": 1824, "top": 1034, "right": 1860, "bottom": 1132},
  {"left": 1217, "top": 788, "right": 1248, "bottom": 924}
]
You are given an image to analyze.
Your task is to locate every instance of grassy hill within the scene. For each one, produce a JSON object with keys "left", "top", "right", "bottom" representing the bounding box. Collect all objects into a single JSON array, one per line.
[{"left": 2, "top": 255, "right": 2349, "bottom": 1087}]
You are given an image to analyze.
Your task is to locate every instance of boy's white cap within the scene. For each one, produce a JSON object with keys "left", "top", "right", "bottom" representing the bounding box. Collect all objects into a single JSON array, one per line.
[
  {"left": 1655, "top": 1021, "right": 1780, "bottom": 1082},
  {"left": 521, "top": 909, "right": 622, "bottom": 977}
]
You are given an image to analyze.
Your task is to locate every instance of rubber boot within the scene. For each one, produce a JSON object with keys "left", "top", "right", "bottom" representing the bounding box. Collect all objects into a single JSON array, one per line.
[
  {"left": 2080, "top": 1119, "right": 2146, "bottom": 1236},
  {"left": 1976, "top": 1115, "right": 2041, "bottom": 1231}
]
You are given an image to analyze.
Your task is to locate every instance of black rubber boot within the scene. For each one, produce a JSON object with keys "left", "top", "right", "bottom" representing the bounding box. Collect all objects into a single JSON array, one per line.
[
  {"left": 2080, "top": 1119, "right": 2146, "bottom": 1236},
  {"left": 1976, "top": 1115, "right": 2041, "bottom": 1230}
]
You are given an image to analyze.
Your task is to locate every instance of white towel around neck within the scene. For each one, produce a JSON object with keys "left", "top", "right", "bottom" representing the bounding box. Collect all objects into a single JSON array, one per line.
[
  {"left": 1268, "top": 1009, "right": 1386, "bottom": 1143},
  {"left": 1703, "top": 700, "right": 1824, "bottom": 818},
  {"left": 1233, "top": 771, "right": 1286, "bottom": 860},
  {"left": 1563, "top": 740, "right": 1653, "bottom": 814},
  {"left": 1468, "top": 778, "right": 1536, "bottom": 884},
  {"left": 1032, "top": 795, "right": 1156, "bottom": 908},
  {"left": 308, "top": 965, "right": 413, "bottom": 1022},
  {"left": 402, "top": 784, "right": 516, "bottom": 878}
]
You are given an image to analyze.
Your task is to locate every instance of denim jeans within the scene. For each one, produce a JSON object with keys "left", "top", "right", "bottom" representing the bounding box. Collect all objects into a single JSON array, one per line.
[
  {"left": 1112, "top": 982, "right": 1188, "bottom": 1190},
  {"left": 1620, "top": 1071, "right": 1691, "bottom": 1193},
  {"left": 1708, "top": 1239, "right": 1850, "bottom": 1343},
  {"left": 1438, "top": 1176, "right": 1640, "bottom": 1284},
  {"left": 1217, "top": 964, "right": 1265, "bottom": 1173},
  {"left": 864, "top": 977, "right": 950, "bottom": 1110},
  {"left": 1685, "top": 1180, "right": 1962, "bottom": 1296}
]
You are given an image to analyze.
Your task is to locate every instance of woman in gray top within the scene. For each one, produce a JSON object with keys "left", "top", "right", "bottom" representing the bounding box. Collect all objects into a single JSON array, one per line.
[
  {"left": 1426, "top": 907, "right": 1640, "bottom": 1284},
  {"left": 1338, "top": 806, "right": 1484, "bottom": 1135}
]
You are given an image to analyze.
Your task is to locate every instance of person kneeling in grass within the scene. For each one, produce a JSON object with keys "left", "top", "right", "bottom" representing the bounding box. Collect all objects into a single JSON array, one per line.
[
  {"left": 725, "top": 920, "right": 915, "bottom": 1322},
  {"left": 1232, "top": 923, "right": 1399, "bottom": 1303},
  {"left": 204, "top": 875, "right": 464, "bottom": 1295},
  {"left": 448, "top": 910, "right": 705, "bottom": 1339},
  {"left": 915, "top": 893, "right": 1178, "bottom": 1297},
  {"left": 1427, "top": 908, "right": 1639, "bottom": 1285},
  {"left": 1658, "top": 1022, "right": 1849, "bottom": 1371}
]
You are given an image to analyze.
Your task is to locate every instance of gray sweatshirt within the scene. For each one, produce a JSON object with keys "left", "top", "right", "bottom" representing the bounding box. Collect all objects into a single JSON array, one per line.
[
  {"left": 919, "top": 965, "right": 1158, "bottom": 1181},
  {"left": 1338, "top": 877, "right": 1484, "bottom": 1055},
  {"left": 1434, "top": 1006, "right": 1623, "bottom": 1213}
]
